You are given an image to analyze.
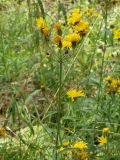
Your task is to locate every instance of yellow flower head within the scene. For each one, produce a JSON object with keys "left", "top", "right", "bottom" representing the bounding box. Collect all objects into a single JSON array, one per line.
[
  {"left": 67, "top": 10, "right": 82, "bottom": 26},
  {"left": 114, "top": 28, "right": 120, "bottom": 40},
  {"left": 103, "top": 128, "right": 110, "bottom": 134},
  {"left": 98, "top": 136, "right": 107, "bottom": 145},
  {"left": 37, "top": 17, "right": 45, "bottom": 29},
  {"left": 75, "top": 150, "right": 88, "bottom": 160},
  {"left": 67, "top": 89, "right": 85, "bottom": 101},
  {"left": 106, "top": 78, "right": 120, "bottom": 94},
  {"left": 104, "top": 76, "right": 113, "bottom": 82},
  {"left": 72, "top": 140, "right": 87, "bottom": 150},
  {"left": 42, "top": 27, "right": 50, "bottom": 36},
  {"left": 73, "top": 21, "right": 89, "bottom": 36},
  {"left": 0, "top": 127, "right": 6, "bottom": 137},
  {"left": 63, "top": 140, "right": 70, "bottom": 147},
  {"left": 62, "top": 40, "right": 72, "bottom": 49},
  {"left": 53, "top": 35, "right": 62, "bottom": 43},
  {"left": 54, "top": 22, "right": 61, "bottom": 31},
  {"left": 64, "top": 33, "right": 80, "bottom": 43},
  {"left": 111, "top": 79, "right": 119, "bottom": 87}
]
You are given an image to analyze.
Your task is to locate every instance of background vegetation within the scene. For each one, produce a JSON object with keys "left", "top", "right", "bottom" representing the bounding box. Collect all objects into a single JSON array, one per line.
[{"left": 0, "top": 0, "right": 120, "bottom": 160}]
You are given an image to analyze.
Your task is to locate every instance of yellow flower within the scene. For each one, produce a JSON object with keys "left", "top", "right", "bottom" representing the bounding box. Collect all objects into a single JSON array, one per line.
[
  {"left": 63, "top": 140, "right": 70, "bottom": 147},
  {"left": 98, "top": 136, "right": 107, "bottom": 145},
  {"left": 103, "top": 128, "right": 109, "bottom": 136},
  {"left": 53, "top": 35, "right": 62, "bottom": 43},
  {"left": 67, "top": 11, "right": 82, "bottom": 26},
  {"left": 72, "top": 140, "right": 87, "bottom": 150},
  {"left": 75, "top": 151, "right": 88, "bottom": 160},
  {"left": 73, "top": 21, "right": 89, "bottom": 35},
  {"left": 54, "top": 22, "right": 61, "bottom": 31},
  {"left": 62, "top": 41, "right": 72, "bottom": 49},
  {"left": 114, "top": 28, "right": 120, "bottom": 40},
  {"left": 67, "top": 89, "right": 85, "bottom": 101},
  {"left": 105, "top": 77, "right": 120, "bottom": 94},
  {"left": 37, "top": 17, "right": 45, "bottom": 29},
  {"left": 104, "top": 76, "right": 113, "bottom": 82},
  {"left": 72, "top": 141, "right": 88, "bottom": 159},
  {"left": 42, "top": 27, "right": 50, "bottom": 36},
  {"left": 111, "top": 79, "right": 118, "bottom": 87},
  {"left": 0, "top": 127, "right": 6, "bottom": 137},
  {"left": 64, "top": 33, "right": 80, "bottom": 43}
]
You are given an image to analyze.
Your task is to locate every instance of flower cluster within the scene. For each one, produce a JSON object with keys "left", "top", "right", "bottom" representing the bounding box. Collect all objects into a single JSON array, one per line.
[
  {"left": 67, "top": 89, "right": 85, "bottom": 101},
  {"left": 36, "top": 8, "right": 91, "bottom": 51},
  {"left": 104, "top": 76, "right": 120, "bottom": 94},
  {"left": 68, "top": 9, "right": 89, "bottom": 36},
  {"left": 72, "top": 140, "right": 88, "bottom": 160},
  {"left": 59, "top": 140, "right": 88, "bottom": 160}
]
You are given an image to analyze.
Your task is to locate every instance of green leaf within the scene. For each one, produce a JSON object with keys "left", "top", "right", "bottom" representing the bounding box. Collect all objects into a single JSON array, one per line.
[{"left": 37, "top": 0, "right": 45, "bottom": 18}]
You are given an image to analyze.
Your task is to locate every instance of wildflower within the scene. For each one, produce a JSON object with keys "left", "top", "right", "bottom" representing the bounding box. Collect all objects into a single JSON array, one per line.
[
  {"left": 72, "top": 141, "right": 88, "bottom": 160},
  {"left": 54, "top": 22, "right": 62, "bottom": 35},
  {"left": 53, "top": 35, "right": 62, "bottom": 43},
  {"left": 72, "top": 140, "right": 87, "bottom": 150},
  {"left": 98, "top": 136, "right": 107, "bottom": 145},
  {"left": 114, "top": 28, "right": 120, "bottom": 40},
  {"left": 63, "top": 140, "right": 70, "bottom": 147},
  {"left": 54, "top": 22, "right": 61, "bottom": 31},
  {"left": 103, "top": 128, "right": 109, "bottom": 135},
  {"left": 62, "top": 41, "right": 72, "bottom": 49},
  {"left": 42, "top": 27, "right": 50, "bottom": 37},
  {"left": 0, "top": 127, "right": 6, "bottom": 137},
  {"left": 67, "top": 89, "right": 85, "bottom": 101},
  {"left": 105, "top": 77, "right": 120, "bottom": 94},
  {"left": 73, "top": 21, "right": 89, "bottom": 35},
  {"left": 75, "top": 150, "right": 88, "bottom": 160},
  {"left": 64, "top": 33, "right": 80, "bottom": 43},
  {"left": 104, "top": 76, "right": 113, "bottom": 83},
  {"left": 67, "top": 10, "right": 82, "bottom": 26},
  {"left": 37, "top": 17, "right": 45, "bottom": 29}
]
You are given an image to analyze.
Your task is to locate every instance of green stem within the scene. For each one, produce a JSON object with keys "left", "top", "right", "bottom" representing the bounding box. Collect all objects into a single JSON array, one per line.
[
  {"left": 56, "top": 49, "right": 62, "bottom": 160},
  {"left": 97, "top": 0, "right": 108, "bottom": 108}
]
